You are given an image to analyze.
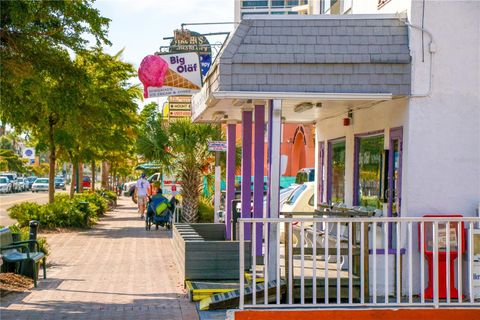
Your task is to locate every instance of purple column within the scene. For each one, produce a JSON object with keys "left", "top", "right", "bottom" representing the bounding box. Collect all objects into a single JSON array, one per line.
[
  {"left": 253, "top": 105, "right": 265, "bottom": 256},
  {"left": 266, "top": 100, "right": 273, "bottom": 218},
  {"left": 225, "top": 123, "right": 236, "bottom": 240},
  {"left": 241, "top": 110, "right": 253, "bottom": 240}
]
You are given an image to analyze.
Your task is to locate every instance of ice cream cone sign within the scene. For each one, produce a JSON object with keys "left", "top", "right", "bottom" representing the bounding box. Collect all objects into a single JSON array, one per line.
[{"left": 138, "top": 53, "right": 202, "bottom": 98}]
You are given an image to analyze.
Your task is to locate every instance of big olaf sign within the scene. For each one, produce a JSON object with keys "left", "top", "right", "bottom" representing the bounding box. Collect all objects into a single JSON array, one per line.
[{"left": 138, "top": 53, "right": 202, "bottom": 98}]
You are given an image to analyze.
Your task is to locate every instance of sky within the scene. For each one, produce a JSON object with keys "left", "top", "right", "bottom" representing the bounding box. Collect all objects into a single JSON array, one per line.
[{"left": 93, "top": 0, "right": 235, "bottom": 108}]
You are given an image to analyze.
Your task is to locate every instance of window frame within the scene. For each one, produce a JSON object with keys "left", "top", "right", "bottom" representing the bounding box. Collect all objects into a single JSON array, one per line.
[{"left": 326, "top": 137, "right": 346, "bottom": 204}]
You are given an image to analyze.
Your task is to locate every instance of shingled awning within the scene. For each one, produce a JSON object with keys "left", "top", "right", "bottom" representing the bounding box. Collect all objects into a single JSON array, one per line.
[{"left": 192, "top": 14, "right": 411, "bottom": 123}]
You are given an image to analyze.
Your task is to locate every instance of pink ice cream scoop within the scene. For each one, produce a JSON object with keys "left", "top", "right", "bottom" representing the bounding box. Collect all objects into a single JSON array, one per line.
[{"left": 138, "top": 55, "right": 169, "bottom": 98}]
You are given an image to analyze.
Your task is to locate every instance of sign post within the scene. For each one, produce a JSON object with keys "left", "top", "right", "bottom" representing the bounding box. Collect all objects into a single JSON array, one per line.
[{"left": 208, "top": 141, "right": 227, "bottom": 223}]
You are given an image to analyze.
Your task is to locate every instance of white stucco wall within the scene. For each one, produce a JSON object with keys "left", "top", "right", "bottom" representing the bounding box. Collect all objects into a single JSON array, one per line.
[
  {"left": 313, "top": 0, "right": 479, "bottom": 295},
  {"left": 317, "top": 0, "right": 480, "bottom": 218},
  {"left": 403, "top": 0, "right": 480, "bottom": 218}
]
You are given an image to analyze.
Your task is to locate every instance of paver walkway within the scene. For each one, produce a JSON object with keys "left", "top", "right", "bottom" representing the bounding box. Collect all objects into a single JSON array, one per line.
[{"left": 0, "top": 197, "right": 198, "bottom": 320}]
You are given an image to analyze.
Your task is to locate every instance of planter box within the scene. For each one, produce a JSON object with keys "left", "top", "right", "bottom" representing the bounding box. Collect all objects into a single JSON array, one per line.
[{"left": 173, "top": 223, "right": 251, "bottom": 281}]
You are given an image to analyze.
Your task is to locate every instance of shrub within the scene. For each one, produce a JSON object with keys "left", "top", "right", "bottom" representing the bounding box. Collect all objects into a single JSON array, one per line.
[
  {"left": 95, "top": 189, "right": 117, "bottom": 201},
  {"left": 8, "top": 195, "right": 99, "bottom": 230},
  {"left": 73, "top": 192, "right": 108, "bottom": 216},
  {"left": 197, "top": 196, "right": 214, "bottom": 223},
  {"left": 95, "top": 189, "right": 117, "bottom": 208},
  {"left": 7, "top": 202, "right": 42, "bottom": 227}
]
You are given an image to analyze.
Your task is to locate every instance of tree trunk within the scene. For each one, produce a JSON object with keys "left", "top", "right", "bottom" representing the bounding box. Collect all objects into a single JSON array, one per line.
[
  {"left": 180, "top": 164, "right": 201, "bottom": 223},
  {"left": 70, "top": 162, "right": 77, "bottom": 198},
  {"left": 78, "top": 162, "right": 84, "bottom": 193},
  {"left": 91, "top": 160, "right": 95, "bottom": 192},
  {"left": 48, "top": 118, "right": 56, "bottom": 204},
  {"left": 101, "top": 161, "right": 109, "bottom": 189},
  {"left": 182, "top": 196, "right": 199, "bottom": 223}
]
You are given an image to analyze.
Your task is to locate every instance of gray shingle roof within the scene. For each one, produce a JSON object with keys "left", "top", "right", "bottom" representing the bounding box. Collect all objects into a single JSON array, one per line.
[{"left": 208, "top": 16, "right": 411, "bottom": 95}]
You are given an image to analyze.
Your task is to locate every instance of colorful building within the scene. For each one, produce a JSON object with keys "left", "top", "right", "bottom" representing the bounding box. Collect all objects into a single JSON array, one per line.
[{"left": 192, "top": 0, "right": 479, "bottom": 317}]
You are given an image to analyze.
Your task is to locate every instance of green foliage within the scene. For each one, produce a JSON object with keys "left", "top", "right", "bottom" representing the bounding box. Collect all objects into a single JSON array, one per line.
[
  {"left": 197, "top": 196, "right": 214, "bottom": 223},
  {"left": 7, "top": 192, "right": 110, "bottom": 230},
  {"left": 95, "top": 189, "right": 117, "bottom": 202},
  {"left": 0, "top": 136, "right": 14, "bottom": 150},
  {"left": 7, "top": 202, "right": 42, "bottom": 227},
  {"left": 8, "top": 225, "right": 49, "bottom": 257},
  {"left": 0, "top": 149, "right": 26, "bottom": 173}
]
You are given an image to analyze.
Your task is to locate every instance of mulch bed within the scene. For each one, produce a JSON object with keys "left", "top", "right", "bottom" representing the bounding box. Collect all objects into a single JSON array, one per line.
[{"left": 0, "top": 273, "right": 33, "bottom": 297}]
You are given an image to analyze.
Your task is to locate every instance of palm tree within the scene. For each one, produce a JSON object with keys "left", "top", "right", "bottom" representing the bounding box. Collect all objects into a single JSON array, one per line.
[{"left": 167, "top": 119, "right": 221, "bottom": 222}]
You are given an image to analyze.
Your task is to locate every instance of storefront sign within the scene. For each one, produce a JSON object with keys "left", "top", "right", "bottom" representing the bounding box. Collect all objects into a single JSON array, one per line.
[
  {"left": 170, "top": 29, "right": 212, "bottom": 77},
  {"left": 138, "top": 53, "right": 202, "bottom": 98},
  {"left": 169, "top": 110, "right": 192, "bottom": 118},
  {"left": 168, "top": 96, "right": 191, "bottom": 104},
  {"left": 22, "top": 148, "right": 35, "bottom": 159},
  {"left": 208, "top": 141, "right": 227, "bottom": 152},
  {"left": 169, "top": 103, "right": 191, "bottom": 110}
]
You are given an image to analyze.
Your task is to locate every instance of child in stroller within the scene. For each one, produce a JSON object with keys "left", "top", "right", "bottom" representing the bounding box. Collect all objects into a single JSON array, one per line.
[{"left": 146, "top": 188, "right": 174, "bottom": 230}]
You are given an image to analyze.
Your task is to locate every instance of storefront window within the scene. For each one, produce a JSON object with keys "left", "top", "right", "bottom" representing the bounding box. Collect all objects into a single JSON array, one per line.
[
  {"left": 356, "top": 135, "right": 384, "bottom": 209},
  {"left": 329, "top": 139, "right": 345, "bottom": 204}
]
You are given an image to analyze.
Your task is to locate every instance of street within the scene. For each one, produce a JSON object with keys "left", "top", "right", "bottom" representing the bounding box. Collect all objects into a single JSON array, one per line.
[{"left": 0, "top": 190, "right": 67, "bottom": 226}]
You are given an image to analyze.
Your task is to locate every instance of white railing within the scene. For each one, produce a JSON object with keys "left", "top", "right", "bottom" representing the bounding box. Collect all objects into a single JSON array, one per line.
[
  {"left": 173, "top": 205, "right": 182, "bottom": 224},
  {"left": 238, "top": 216, "right": 480, "bottom": 309}
]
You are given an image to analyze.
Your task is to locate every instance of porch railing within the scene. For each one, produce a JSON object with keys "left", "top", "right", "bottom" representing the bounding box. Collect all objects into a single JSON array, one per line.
[{"left": 238, "top": 216, "right": 480, "bottom": 309}]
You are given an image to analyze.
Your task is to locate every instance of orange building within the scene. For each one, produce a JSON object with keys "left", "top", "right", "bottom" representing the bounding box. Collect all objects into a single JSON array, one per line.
[{"left": 234, "top": 123, "right": 315, "bottom": 177}]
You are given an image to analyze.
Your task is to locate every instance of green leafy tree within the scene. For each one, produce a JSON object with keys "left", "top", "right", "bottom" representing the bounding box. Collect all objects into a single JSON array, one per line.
[
  {"left": 1, "top": 1, "right": 110, "bottom": 203},
  {"left": 0, "top": 149, "right": 25, "bottom": 172}
]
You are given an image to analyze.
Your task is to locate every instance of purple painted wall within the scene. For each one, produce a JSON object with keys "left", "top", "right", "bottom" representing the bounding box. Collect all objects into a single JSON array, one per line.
[
  {"left": 225, "top": 123, "right": 236, "bottom": 240},
  {"left": 241, "top": 110, "right": 253, "bottom": 240}
]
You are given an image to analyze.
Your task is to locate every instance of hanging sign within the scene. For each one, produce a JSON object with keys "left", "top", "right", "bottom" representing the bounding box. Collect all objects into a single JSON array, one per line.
[
  {"left": 138, "top": 53, "right": 202, "bottom": 98},
  {"left": 170, "top": 29, "right": 212, "bottom": 77},
  {"left": 22, "top": 148, "right": 35, "bottom": 159},
  {"left": 208, "top": 141, "right": 227, "bottom": 152}
]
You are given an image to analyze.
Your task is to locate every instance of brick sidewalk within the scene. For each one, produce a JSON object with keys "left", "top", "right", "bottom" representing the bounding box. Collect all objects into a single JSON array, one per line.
[{"left": 0, "top": 197, "right": 198, "bottom": 320}]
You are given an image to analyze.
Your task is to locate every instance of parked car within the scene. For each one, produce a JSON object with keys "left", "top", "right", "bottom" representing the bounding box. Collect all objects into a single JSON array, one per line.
[
  {"left": 54, "top": 177, "right": 66, "bottom": 190},
  {"left": 25, "top": 176, "right": 37, "bottom": 190},
  {"left": 82, "top": 176, "right": 91, "bottom": 189},
  {"left": 0, "top": 173, "right": 18, "bottom": 192},
  {"left": 32, "top": 178, "right": 49, "bottom": 192},
  {"left": 279, "top": 182, "right": 316, "bottom": 246},
  {"left": 16, "top": 177, "right": 27, "bottom": 191},
  {"left": 0, "top": 177, "right": 12, "bottom": 193}
]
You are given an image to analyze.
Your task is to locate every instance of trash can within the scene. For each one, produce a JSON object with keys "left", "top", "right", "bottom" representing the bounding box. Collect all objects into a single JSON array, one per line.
[
  {"left": 78, "top": 201, "right": 90, "bottom": 226},
  {"left": 29, "top": 220, "right": 39, "bottom": 251},
  {"left": 20, "top": 220, "right": 40, "bottom": 278}
]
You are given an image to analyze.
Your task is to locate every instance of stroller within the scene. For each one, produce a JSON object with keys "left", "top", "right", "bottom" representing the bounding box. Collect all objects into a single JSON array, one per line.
[{"left": 145, "top": 194, "right": 174, "bottom": 231}]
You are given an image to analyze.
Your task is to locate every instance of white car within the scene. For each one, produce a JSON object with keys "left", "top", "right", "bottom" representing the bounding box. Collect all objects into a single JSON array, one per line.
[
  {"left": 16, "top": 178, "right": 26, "bottom": 191},
  {"left": 31, "top": 178, "right": 49, "bottom": 192},
  {"left": 279, "top": 182, "right": 316, "bottom": 245},
  {"left": 0, "top": 173, "right": 18, "bottom": 192},
  {"left": 0, "top": 177, "right": 12, "bottom": 193}
]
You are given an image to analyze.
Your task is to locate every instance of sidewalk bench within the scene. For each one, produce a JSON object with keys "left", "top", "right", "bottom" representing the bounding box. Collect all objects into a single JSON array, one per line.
[{"left": 0, "top": 227, "right": 46, "bottom": 287}]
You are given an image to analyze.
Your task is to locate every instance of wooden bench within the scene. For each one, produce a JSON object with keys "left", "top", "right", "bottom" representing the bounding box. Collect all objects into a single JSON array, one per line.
[
  {"left": 0, "top": 227, "right": 46, "bottom": 287},
  {"left": 172, "top": 223, "right": 251, "bottom": 281}
]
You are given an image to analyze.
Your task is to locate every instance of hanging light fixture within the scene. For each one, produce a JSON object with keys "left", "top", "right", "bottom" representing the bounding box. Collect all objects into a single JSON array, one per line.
[{"left": 294, "top": 102, "right": 314, "bottom": 113}]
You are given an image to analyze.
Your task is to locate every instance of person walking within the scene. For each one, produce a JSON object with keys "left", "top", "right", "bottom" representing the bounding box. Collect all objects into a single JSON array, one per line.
[{"left": 135, "top": 173, "right": 150, "bottom": 219}]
